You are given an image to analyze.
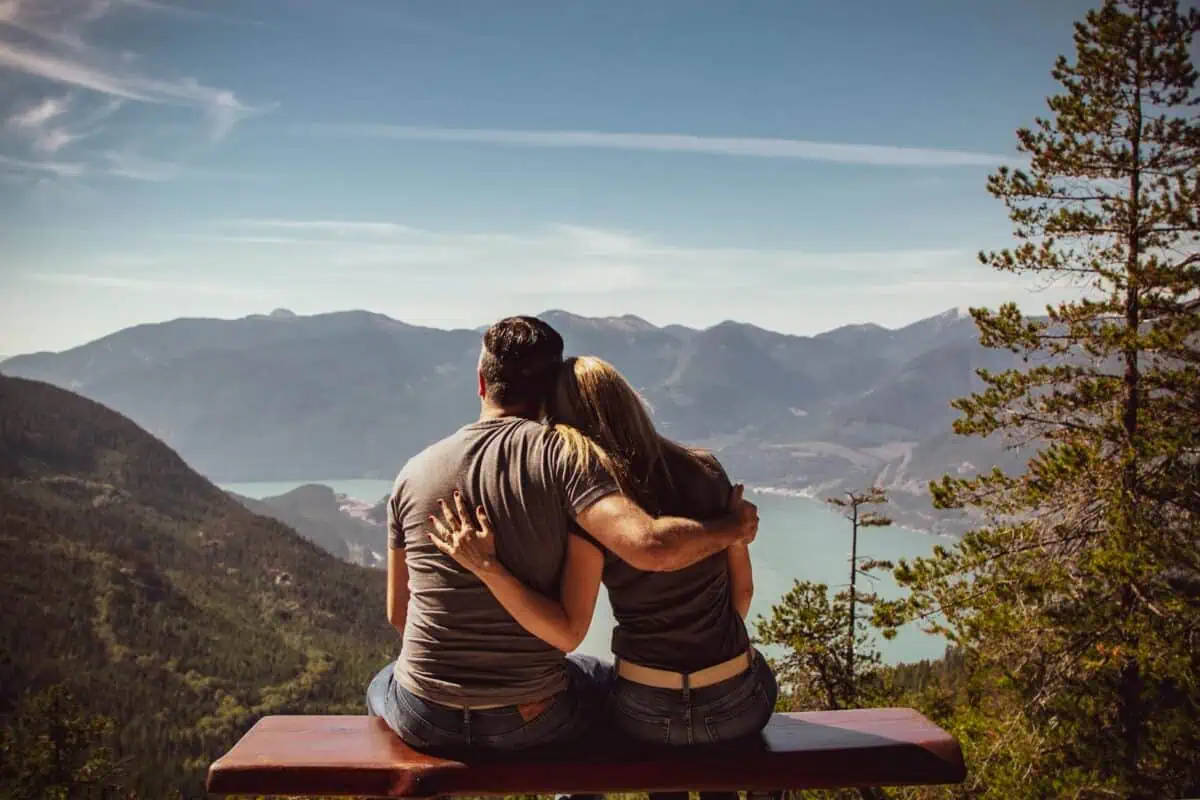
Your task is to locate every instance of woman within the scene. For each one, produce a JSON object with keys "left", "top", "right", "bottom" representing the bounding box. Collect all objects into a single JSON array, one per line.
[{"left": 429, "top": 355, "right": 777, "bottom": 799}]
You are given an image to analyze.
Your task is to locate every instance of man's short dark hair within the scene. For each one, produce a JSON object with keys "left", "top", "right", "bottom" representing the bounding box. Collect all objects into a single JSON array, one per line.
[{"left": 480, "top": 316, "right": 565, "bottom": 410}]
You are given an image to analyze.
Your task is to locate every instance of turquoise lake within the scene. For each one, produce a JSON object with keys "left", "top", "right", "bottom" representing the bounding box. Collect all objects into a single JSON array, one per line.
[{"left": 222, "top": 479, "right": 949, "bottom": 665}]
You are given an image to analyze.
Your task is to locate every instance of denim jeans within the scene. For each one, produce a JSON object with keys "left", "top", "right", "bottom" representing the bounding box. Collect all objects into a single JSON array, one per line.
[
  {"left": 609, "top": 649, "right": 779, "bottom": 800},
  {"left": 366, "top": 654, "right": 614, "bottom": 756}
]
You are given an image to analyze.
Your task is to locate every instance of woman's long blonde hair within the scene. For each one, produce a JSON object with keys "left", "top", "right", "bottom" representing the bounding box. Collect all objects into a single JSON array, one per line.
[{"left": 548, "top": 356, "right": 711, "bottom": 515}]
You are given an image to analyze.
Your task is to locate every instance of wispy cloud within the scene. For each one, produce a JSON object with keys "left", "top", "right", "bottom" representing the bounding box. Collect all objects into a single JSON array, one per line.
[
  {"left": 0, "top": 151, "right": 85, "bottom": 175},
  {"left": 28, "top": 271, "right": 266, "bottom": 298},
  {"left": 9, "top": 94, "right": 70, "bottom": 128},
  {"left": 0, "top": 0, "right": 267, "bottom": 189},
  {"left": 11, "top": 220, "right": 1088, "bottom": 347},
  {"left": 101, "top": 149, "right": 179, "bottom": 181},
  {"left": 31, "top": 126, "right": 82, "bottom": 152},
  {"left": 0, "top": 38, "right": 265, "bottom": 136},
  {"left": 150, "top": 218, "right": 1082, "bottom": 333},
  {"left": 305, "top": 125, "right": 1014, "bottom": 167},
  {"left": 6, "top": 93, "right": 83, "bottom": 152},
  {"left": 98, "top": 148, "right": 267, "bottom": 182},
  {"left": 178, "top": 219, "right": 979, "bottom": 293},
  {"left": 230, "top": 218, "right": 420, "bottom": 238},
  {"left": 114, "top": 0, "right": 261, "bottom": 26}
]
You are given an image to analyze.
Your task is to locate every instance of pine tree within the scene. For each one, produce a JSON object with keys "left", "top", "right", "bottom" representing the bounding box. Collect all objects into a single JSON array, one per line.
[
  {"left": 756, "top": 487, "right": 893, "bottom": 713},
  {"left": 826, "top": 487, "right": 893, "bottom": 685},
  {"left": 877, "top": 2, "right": 1200, "bottom": 797},
  {"left": 755, "top": 580, "right": 881, "bottom": 714},
  {"left": 0, "top": 685, "right": 128, "bottom": 800}
]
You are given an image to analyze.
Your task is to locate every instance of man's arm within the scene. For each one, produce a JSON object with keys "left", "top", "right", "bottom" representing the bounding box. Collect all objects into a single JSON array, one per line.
[
  {"left": 574, "top": 485, "right": 758, "bottom": 573},
  {"left": 386, "top": 547, "right": 409, "bottom": 636},
  {"left": 385, "top": 489, "right": 409, "bottom": 637}
]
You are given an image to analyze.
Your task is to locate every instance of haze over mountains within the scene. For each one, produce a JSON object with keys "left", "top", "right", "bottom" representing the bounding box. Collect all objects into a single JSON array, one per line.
[{"left": 1, "top": 308, "right": 1032, "bottom": 534}]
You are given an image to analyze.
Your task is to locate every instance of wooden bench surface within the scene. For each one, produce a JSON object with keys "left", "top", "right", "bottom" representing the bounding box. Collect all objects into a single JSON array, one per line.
[{"left": 206, "top": 709, "right": 966, "bottom": 797}]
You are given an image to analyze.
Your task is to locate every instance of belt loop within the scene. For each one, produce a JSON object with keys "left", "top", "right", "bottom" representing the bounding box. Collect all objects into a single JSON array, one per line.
[
  {"left": 462, "top": 707, "right": 471, "bottom": 746},
  {"left": 681, "top": 671, "right": 691, "bottom": 702}
]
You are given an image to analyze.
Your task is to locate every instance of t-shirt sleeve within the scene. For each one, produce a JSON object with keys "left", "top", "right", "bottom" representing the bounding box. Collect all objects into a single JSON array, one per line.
[
  {"left": 548, "top": 431, "right": 620, "bottom": 519},
  {"left": 708, "top": 455, "right": 735, "bottom": 510},
  {"left": 386, "top": 478, "right": 407, "bottom": 550}
]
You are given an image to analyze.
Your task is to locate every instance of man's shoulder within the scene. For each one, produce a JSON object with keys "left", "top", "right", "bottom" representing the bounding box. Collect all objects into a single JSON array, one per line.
[
  {"left": 396, "top": 418, "right": 555, "bottom": 485},
  {"left": 394, "top": 426, "right": 473, "bottom": 488},
  {"left": 481, "top": 416, "right": 560, "bottom": 458}
]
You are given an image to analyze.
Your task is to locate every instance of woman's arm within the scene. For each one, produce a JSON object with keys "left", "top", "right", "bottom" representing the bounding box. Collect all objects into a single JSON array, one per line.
[
  {"left": 727, "top": 542, "right": 754, "bottom": 620},
  {"left": 387, "top": 547, "right": 410, "bottom": 636},
  {"left": 428, "top": 493, "right": 604, "bottom": 652}
]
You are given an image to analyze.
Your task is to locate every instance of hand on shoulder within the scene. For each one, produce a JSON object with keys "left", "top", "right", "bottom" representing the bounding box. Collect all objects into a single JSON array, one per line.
[{"left": 729, "top": 484, "right": 759, "bottom": 545}]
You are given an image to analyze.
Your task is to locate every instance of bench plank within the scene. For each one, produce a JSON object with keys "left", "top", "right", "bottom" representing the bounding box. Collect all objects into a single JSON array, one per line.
[{"left": 207, "top": 709, "right": 966, "bottom": 797}]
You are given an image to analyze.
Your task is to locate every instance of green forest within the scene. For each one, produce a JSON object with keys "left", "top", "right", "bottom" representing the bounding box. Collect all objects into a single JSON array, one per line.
[
  {"left": 2, "top": 1, "right": 1198, "bottom": 799},
  {"left": 755, "top": 1, "right": 1200, "bottom": 797},
  {"left": 0, "top": 377, "right": 397, "bottom": 798}
]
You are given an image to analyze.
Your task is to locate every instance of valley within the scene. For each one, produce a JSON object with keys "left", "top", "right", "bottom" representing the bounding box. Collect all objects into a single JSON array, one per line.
[{"left": 1, "top": 307, "right": 1027, "bottom": 536}]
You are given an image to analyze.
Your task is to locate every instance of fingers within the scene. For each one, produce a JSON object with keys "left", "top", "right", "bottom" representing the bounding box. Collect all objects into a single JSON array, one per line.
[
  {"left": 427, "top": 515, "right": 455, "bottom": 553},
  {"left": 730, "top": 483, "right": 744, "bottom": 509},
  {"left": 453, "top": 491, "right": 473, "bottom": 531},
  {"left": 742, "top": 499, "right": 759, "bottom": 544},
  {"left": 474, "top": 506, "right": 492, "bottom": 540},
  {"left": 439, "top": 497, "right": 459, "bottom": 531}
]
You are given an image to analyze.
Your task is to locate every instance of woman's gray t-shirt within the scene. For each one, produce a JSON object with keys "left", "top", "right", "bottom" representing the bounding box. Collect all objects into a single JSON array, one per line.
[
  {"left": 388, "top": 416, "right": 617, "bottom": 707},
  {"left": 594, "top": 450, "right": 751, "bottom": 672}
]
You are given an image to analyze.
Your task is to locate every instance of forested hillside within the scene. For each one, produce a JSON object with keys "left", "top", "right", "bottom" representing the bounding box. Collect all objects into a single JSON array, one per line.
[{"left": 0, "top": 376, "right": 397, "bottom": 798}]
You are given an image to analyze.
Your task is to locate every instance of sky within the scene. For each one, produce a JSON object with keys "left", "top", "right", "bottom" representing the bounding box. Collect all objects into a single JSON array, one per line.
[{"left": 0, "top": 0, "right": 1102, "bottom": 355}]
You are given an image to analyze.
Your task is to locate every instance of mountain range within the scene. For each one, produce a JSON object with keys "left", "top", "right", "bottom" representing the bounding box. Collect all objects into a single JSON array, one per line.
[
  {"left": 0, "top": 375, "right": 396, "bottom": 797},
  {"left": 1, "top": 307, "right": 1035, "bottom": 534},
  {"left": 230, "top": 483, "right": 385, "bottom": 568}
]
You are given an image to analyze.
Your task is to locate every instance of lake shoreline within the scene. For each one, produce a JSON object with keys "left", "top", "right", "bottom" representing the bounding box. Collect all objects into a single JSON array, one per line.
[
  {"left": 218, "top": 476, "right": 950, "bottom": 665},
  {"left": 218, "top": 476, "right": 958, "bottom": 540},
  {"left": 747, "top": 485, "right": 959, "bottom": 540}
]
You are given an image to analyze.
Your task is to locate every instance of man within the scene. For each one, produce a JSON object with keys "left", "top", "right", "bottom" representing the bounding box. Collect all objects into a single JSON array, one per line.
[{"left": 367, "top": 315, "right": 758, "bottom": 754}]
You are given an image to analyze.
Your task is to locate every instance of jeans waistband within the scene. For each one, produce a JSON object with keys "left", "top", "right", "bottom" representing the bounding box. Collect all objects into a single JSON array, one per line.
[{"left": 403, "top": 685, "right": 563, "bottom": 717}]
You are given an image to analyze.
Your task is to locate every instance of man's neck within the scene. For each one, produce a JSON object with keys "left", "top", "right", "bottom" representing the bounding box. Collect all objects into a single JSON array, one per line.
[{"left": 478, "top": 400, "right": 537, "bottom": 421}]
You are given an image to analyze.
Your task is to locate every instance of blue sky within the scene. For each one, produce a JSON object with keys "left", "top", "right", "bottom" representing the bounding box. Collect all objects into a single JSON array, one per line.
[{"left": 1, "top": 0, "right": 1097, "bottom": 354}]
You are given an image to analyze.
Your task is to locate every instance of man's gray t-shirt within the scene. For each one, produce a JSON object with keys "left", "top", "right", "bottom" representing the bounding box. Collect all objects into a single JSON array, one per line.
[{"left": 388, "top": 416, "right": 617, "bottom": 707}]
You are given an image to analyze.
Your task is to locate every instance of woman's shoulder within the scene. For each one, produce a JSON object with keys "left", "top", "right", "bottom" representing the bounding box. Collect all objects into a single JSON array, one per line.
[
  {"left": 663, "top": 445, "right": 733, "bottom": 510},
  {"left": 681, "top": 447, "right": 730, "bottom": 485}
]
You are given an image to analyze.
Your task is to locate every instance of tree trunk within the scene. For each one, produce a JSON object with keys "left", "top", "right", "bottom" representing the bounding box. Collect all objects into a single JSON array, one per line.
[
  {"left": 1118, "top": 7, "right": 1146, "bottom": 795},
  {"left": 847, "top": 499, "right": 857, "bottom": 702}
]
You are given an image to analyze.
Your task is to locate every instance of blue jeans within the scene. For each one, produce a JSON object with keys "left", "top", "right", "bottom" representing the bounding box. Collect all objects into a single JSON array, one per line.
[
  {"left": 609, "top": 649, "right": 779, "bottom": 800},
  {"left": 366, "top": 655, "right": 614, "bottom": 756}
]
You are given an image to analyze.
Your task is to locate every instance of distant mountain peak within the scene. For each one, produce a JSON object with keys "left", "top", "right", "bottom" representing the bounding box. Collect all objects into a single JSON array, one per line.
[
  {"left": 539, "top": 310, "right": 660, "bottom": 333},
  {"left": 268, "top": 308, "right": 297, "bottom": 319}
]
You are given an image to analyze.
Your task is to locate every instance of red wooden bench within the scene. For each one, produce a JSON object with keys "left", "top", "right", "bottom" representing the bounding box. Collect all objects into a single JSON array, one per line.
[{"left": 206, "top": 709, "right": 966, "bottom": 797}]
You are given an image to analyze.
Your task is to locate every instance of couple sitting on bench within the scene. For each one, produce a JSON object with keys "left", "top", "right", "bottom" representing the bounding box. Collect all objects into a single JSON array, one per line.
[{"left": 367, "top": 315, "right": 774, "bottom": 800}]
